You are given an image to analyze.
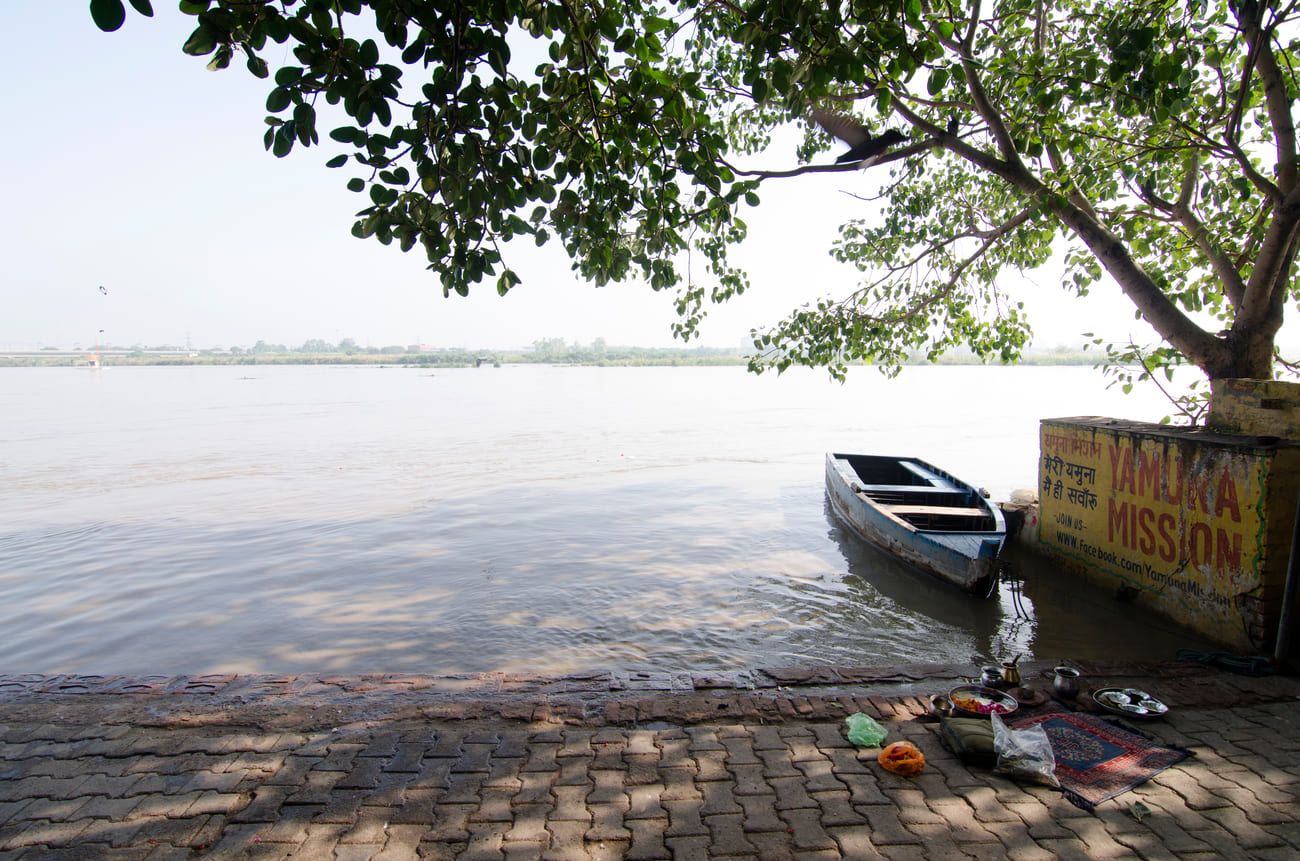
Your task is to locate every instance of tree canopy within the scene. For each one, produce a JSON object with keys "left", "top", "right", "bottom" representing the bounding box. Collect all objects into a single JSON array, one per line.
[{"left": 94, "top": 0, "right": 1300, "bottom": 405}]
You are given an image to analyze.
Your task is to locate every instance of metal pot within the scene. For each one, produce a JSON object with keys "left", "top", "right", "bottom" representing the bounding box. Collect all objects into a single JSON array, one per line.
[
  {"left": 1053, "top": 666, "right": 1081, "bottom": 699},
  {"left": 1000, "top": 661, "right": 1021, "bottom": 687}
]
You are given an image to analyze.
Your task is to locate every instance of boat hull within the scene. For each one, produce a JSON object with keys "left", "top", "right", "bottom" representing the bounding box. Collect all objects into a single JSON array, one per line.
[{"left": 825, "top": 453, "right": 1005, "bottom": 596}]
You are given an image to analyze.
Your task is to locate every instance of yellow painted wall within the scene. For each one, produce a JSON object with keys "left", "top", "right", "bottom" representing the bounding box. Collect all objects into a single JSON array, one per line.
[
  {"left": 1037, "top": 418, "right": 1298, "bottom": 650},
  {"left": 1208, "top": 378, "right": 1300, "bottom": 438}
]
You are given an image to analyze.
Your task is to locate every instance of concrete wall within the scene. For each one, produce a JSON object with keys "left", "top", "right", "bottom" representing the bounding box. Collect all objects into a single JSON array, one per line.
[
  {"left": 1036, "top": 417, "right": 1300, "bottom": 652},
  {"left": 1209, "top": 378, "right": 1300, "bottom": 438}
]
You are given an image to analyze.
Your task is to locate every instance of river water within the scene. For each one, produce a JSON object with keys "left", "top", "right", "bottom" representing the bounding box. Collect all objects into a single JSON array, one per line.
[{"left": 0, "top": 364, "right": 1212, "bottom": 676}]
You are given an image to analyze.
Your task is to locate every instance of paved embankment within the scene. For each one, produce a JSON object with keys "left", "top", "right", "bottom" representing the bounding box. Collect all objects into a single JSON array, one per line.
[{"left": 0, "top": 662, "right": 1296, "bottom": 859}]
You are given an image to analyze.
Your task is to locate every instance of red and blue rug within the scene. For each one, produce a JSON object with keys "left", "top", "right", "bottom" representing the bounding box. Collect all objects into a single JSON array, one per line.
[{"left": 1012, "top": 711, "right": 1190, "bottom": 810}]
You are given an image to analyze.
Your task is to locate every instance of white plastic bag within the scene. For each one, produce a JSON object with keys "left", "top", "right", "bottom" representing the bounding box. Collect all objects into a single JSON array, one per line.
[{"left": 990, "top": 713, "right": 1059, "bottom": 787}]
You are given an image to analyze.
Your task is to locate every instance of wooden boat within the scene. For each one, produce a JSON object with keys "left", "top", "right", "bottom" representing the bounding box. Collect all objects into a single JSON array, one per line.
[{"left": 825, "top": 453, "right": 1006, "bottom": 596}]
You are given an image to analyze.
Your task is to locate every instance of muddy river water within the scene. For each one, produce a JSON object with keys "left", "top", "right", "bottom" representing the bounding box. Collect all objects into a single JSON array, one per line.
[{"left": 0, "top": 364, "right": 1212, "bottom": 675}]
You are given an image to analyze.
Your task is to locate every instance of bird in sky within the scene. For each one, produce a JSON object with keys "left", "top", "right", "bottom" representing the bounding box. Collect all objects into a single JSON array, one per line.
[
  {"left": 810, "top": 108, "right": 907, "bottom": 165},
  {"left": 99, "top": 285, "right": 108, "bottom": 294}
]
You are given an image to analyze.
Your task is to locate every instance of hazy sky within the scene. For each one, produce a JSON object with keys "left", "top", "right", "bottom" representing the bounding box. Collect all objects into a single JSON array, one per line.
[{"left": 3, "top": 4, "right": 1171, "bottom": 352}]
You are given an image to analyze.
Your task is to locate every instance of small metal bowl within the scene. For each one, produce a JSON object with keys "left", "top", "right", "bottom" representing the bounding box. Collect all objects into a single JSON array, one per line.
[
  {"left": 927, "top": 694, "right": 953, "bottom": 719},
  {"left": 1138, "top": 698, "right": 1169, "bottom": 716}
]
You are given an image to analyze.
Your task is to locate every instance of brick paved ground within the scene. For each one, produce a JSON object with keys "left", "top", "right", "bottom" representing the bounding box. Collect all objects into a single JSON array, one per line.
[{"left": 0, "top": 665, "right": 1296, "bottom": 859}]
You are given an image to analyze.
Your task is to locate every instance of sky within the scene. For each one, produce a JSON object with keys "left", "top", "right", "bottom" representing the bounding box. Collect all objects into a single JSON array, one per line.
[{"left": 2, "top": 3, "right": 1170, "bottom": 353}]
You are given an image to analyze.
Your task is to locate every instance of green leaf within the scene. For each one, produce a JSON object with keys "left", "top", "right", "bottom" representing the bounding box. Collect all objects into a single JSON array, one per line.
[
  {"left": 326, "top": 154, "right": 348, "bottom": 168},
  {"left": 127, "top": 0, "right": 153, "bottom": 15},
  {"left": 272, "top": 125, "right": 294, "bottom": 158},
  {"left": 496, "top": 269, "right": 521, "bottom": 296},
  {"left": 182, "top": 26, "right": 216, "bottom": 56},
  {"left": 927, "top": 68, "right": 949, "bottom": 95},
  {"left": 359, "top": 39, "right": 379, "bottom": 67},
  {"left": 266, "top": 88, "right": 292, "bottom": 113},
  {"left": 90, "top": 0, "right": 126, "bottom": 32},
  {"left": 206, "top": 46, "right": 231, "bottom": 71},
  {"left": 346, "top": 178, "right": 365, "bottom": 192}
]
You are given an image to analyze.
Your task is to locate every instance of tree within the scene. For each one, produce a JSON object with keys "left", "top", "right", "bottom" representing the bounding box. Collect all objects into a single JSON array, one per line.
[
  {"left": 94, "top": 0, "right": 1300, "bottom": 403},
  {"left": 531, "top": 337, "right": 569, "bottom": 358}
]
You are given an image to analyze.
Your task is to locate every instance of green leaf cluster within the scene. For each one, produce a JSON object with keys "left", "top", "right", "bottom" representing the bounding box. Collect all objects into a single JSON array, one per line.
[{"left": 97, "top": 0, "right": 1300, "bottom": 389}]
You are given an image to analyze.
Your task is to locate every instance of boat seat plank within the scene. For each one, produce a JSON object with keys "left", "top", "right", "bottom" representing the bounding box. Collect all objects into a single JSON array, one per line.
[
  {"left": 898, "top": 460, "right": 958, "bottom": 489},
  {"left": 857, "top": 483, "right": 967, "bottom": 496},
  {"left": 883, "top": 504, "right": 991, "bottom": 518}
]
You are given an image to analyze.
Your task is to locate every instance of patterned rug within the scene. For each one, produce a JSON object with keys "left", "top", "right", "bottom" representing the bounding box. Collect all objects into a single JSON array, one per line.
[{"left": 1012, "top": 712, "right": 1190, "bottom": 810}]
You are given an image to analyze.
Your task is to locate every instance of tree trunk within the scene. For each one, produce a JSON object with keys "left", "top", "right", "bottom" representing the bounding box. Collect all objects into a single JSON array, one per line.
[
  {"left": 1211, "top": 239, "right": 1298, "bottom": 380},
  {"left": 1210, "top": 332, "right": 1278, "bottom": 380}
]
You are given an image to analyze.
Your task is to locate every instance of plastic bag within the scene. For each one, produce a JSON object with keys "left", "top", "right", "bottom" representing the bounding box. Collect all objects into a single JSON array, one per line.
[
  {"left": 990, "top": 713, "right": 1059, "bottom": 787},
  {"left": 878, "top": 740, "right": 926, "bottom": 776},
  {"left": 844, "top": 712, "right": 888, "bottom": 748}
]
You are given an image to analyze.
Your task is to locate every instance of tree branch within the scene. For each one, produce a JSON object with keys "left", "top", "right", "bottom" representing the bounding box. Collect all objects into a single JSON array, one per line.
[
  {"left": 936, "top": 14, "right": 1021, "bottom": 166},
  {"left": 1248, "top": 7, "right": 1298, "bottom": 193},
  {"left": 1044, "top": 141, "right": 1100, "bottom": 223},
  {"left": 1223, "top": 5, "right": 1286, "bottom": 202},
  {"left": 1027, "top": 181, "right": 1230, "bottom": 373},
  {"left": 887, "top": 97, "right": 1015, "bottom": 183},
  {"left": 946, "top": 206, "right": 1038, "bottom": 283},
  {"left": 1135, "top": 153, "right": 1247, "bottom": 309},
  {"left": 1231, "top": 2, "right": 1300, "bottom": 331},
  {"left": 962, "top": 0, "right": 982, "bottom": 53},
  {"left": 720, "top": 140, "right": 927, "bottom": 179},
  {"left": 1237, "top": 188, "right": 1300, "bottom": 330}
]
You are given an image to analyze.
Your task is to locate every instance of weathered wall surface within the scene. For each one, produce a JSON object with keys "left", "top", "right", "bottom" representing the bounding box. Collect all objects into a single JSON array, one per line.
[
  {"left": 1037, "top": 417, "right": 1300, "bottom": 651},
  {"left": 1209, "top": 378, "right": 1300, "bottom": 438}
]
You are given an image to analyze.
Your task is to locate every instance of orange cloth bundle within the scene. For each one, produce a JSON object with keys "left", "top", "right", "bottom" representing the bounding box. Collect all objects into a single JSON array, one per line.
[{"left": 878, "top": 740, "right": 926, "bottom": 776}]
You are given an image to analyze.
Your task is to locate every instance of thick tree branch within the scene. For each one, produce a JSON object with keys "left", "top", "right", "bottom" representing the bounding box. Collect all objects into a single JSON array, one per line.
[
  {"left": 1238, "top": 189, "right": 1300, "bottom": 330},
  {"left": 1247, "top": 11, "right": 1298, "bottom": 192},
  {"left": 1234, "top": 0, "right": 1300, "bottom": 333},
  {"left": 1048, "top": 192, "right": 1230, "bottom": 373},
  {"left": 1222, "top": 6, "right": 1287, "bottom": 202}
]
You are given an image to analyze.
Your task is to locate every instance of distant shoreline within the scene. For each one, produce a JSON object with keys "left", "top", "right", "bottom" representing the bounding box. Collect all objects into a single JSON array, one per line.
[{"left": 0, "top": 349, "right": 1099, "bottom": 369}]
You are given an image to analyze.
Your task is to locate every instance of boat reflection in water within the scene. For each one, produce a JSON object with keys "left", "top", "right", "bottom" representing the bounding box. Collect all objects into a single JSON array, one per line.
[{"left": 823, "top": 494, "right": 1216, "bottom": 667}]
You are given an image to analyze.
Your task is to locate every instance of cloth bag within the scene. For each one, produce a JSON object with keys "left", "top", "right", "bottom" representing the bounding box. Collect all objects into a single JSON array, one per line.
[{"left": 938, "top": 716, "right": 996, "bottom": 768}]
